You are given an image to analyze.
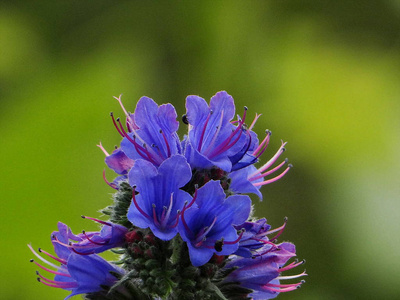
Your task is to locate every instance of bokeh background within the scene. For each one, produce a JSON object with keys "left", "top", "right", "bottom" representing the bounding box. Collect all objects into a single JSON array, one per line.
[{"left": 1, "top": 1, "right": 399, "bottom": 299}]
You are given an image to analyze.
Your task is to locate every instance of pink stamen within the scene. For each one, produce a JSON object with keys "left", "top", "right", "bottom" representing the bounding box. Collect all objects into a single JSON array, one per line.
[
  {"left": 208, "top": 107, "right": 247, "bottom": 158},
  {"left": 253, "top": 130, "right": 271, "bottom": 156},
  {"left": 102, "top": 169, "right": 118, "bottom": 190},
  {"left": 82, "top": 231, "right": 108, "bottom": 246},
  {"left": 252, "top": 165, "right": 291, "bottom": 187},
  {"left": 160, "top": 193, "right": 174, "bottom": 229},
  {"left": 37, "top": 248, "right": 66, "bottom": 265},
  {"left": 224, "top": 229, "right": 245, "bottom": 245},
  {"left": 250, "top": 141, "right": 286, "bottom": 178},
  {"left": 277, "top": 270, "right": 307, "bottom": 280},
  {"left": 28, "top": 244, "right": 60, "bottom": 270},
  {"left": 36, "top": 272, "right": 73, "bottom": 286},
  {"left": 110, "top": 112, "right": 124, "bottom": 137},
  {"left": 248, "top": 113, "right": 262, "bottom": 131},
  {"left": 250, "top": 159, "right": 288, "bottom": 181},
  {"left": 194, "top": 216, "right": 217, "bottom": 245},
  {"left": 131, "top": 188, "right": 151, "bottom": 220},
  {"left": 279, "top": 259, "right": 306, "bottom": 273},
  {"left": 152, "top": 204, "right": 160, "bottom": 227},
  {"left": 159, "top": 130, "right": 171, "bottom": 158},
  {"left": 81, "top": 216, "right": 111, "bottom": 226},
  {"left": 198, "top": 112, "right": 212, "bottom": 152},
  {"left": 38, "top": 278, "right": 76, "bottom": 289},
  {"left": 97, "top": 142, "right": 110, "bottom": 156},
  {"left": 204, "top": 110, "right": 225, "bottom": 155},
  {"left": 30, "top": 260, "right": 70, "bottom": 277}
]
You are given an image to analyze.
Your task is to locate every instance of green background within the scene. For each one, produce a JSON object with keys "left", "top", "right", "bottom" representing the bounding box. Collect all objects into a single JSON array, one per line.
[{"left": 1, "top": 1, "right": 399, "bottom": 299}]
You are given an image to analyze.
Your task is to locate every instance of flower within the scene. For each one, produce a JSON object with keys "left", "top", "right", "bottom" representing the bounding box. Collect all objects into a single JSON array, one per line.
[
  {"left": 51, "top": 218, "right": 128, "bottom": 255},
  {"left": 127, "top": 155, "right": 192, "bottom": 240},
  {"left": 178, "top": 180, "right": 251, "bottom": 267},
  {"left": 117, "top": 96, "right": 181, "bottom": 167},
  {"left": 28, "top": 245, "right": 124, "bottom": 300},
  {"left": 223, "top": 242, "right": 306, "bottom": 299},
  {"left": 183, "top": 91, "right": 248, "bottom": 172}
]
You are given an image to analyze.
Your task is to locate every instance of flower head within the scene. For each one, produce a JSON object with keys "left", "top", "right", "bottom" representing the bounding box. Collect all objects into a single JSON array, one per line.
[{"left": 178, "top": 180, "right": 251, "bottom": 266}]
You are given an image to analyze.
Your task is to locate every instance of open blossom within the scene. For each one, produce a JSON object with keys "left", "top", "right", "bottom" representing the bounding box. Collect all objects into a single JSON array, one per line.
[
  {"left": 127, "top": 155, "right": 192, "bottom": 240},
  {"left": 178, "top": 180, "right": 251, "bottom": 267},
  {"left": 30, "top": 91, "right": 304, "bottom": 300},
  {"left": 118, "top": 96, "right": 181, "bottom": 166}
]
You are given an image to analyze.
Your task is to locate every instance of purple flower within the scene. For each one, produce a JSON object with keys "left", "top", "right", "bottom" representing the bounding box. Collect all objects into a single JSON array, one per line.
[
  {"left": 51, "top": 218, "right": 128, "bottom": 255},
  {"left": 113, "top": 96, "right": 181, "bottom": 167},
  {"left": 223, "top": 242, "right": 306, "bottom": 299},
  {"left": 127, "top": 155, "right": 192, "bottom": 240},
  {"left": 183, "top": 91, "right": 248, "bottom": 172},
  {"left": 29, "top": 244, "right": 124, "bottom": 300},
  {"left": 233, "top": 218, "right": 272, "bottom": 258},
  {"left": 178, "top": 180, "right": 251, "bottom": 267},
  {"left": 229, "top": 141, "right": 291, "bottom": 200}
]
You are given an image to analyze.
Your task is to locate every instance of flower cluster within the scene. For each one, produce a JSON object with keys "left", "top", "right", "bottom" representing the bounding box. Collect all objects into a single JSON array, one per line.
[{"left": 29, "top": 91, "right": 306, "bottom": 299}]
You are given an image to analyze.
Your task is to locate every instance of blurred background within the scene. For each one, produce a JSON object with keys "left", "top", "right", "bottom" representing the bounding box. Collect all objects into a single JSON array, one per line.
[{"left": 1, "top": 1, "right": 399, "bottom": 299}]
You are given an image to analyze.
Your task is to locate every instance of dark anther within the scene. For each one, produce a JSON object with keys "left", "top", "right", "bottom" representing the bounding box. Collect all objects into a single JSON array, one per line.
[
  {"left": 214, "top": 238, "right": 224, "bottom": 252},
  {"left": 182, "top": 114, "right": 189, "bottom": 125}
]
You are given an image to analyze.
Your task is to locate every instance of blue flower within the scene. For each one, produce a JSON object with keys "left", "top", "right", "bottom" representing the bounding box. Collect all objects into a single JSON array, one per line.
[
  {"left": 178, "top": 180, "right": 251, "bottom": 267},
  {"left": 51, "top": 218, "right": 128, "bottom": 255},
  {"left": 223, "top": 242, "right": 306, "bottom": 299},
  {"left": 183, "top": 91, "right": 248, "bottom": 172},
  {"left": 229, "top": 141, "right": 291, "bottom": 200},
  {"left": 29, "top": 243, "right": 124, "bottom": 300},
  {"left": 127, "top": 155, "right": 192, "bottom": 240},
  {"left": 116, "top": 96, "right": 181, "bottom": 167}
]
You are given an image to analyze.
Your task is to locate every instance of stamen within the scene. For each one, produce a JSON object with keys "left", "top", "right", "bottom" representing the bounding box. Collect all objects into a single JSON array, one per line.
[
  {"left": 224, "top": 229, "right": 245, "bottom": 245},
  {"left": 249, "top": 141, "right": 286, "bottom": 178},
  {"left": 30, "top": 260, "right": 70, "bottom": 277},
  {"left": 252, "top": 130, "right": 271, "bottom": 156},
  {"left": 36, "top": 272, "right": 73, "bottom": 286},
  {"left": 110, "top": 112, "right": 124, "bottom": 137},
  {"left": 28, "top": 244, "right": 60, "bottom": 270},
  {"left": 37, "top": 248, "right": 66, "bottom": 265},
  {"left": 37, "top": 277, "right": 76, "bottom": 289},
  {"left": 198, "top": 111, "right": 212, "bottom": 152},
  {"left": 160, "top": 193, "right": 174, "bottom": 229},
  {"left": 159, "top": 129, "right": 171, "bottom": 158},
  {"left": 194, "top": 217, "right": 217, "bottom": 245},
  {"left": 252, "top": 165, "right": 291, "bottom": 187},
  {"left": 81, "top": 216, "right": 111, "bottom": 226},
  {"left": 276, "top": 270, "right": 307, "bottom": 280},
  {"left": 204, "top": 110, "right": 225, "bottom": 155},
  {"left": 82, "top": 230, "right": 108, "bottom": 245},
  {"left": 248, "top": 113, "right": 262, "bottom": 131},
  {"left": 279, "top": 259, "right": 306, "bottom": 273},
  {"left": 131, "top": 187, "right": 151, "bottom": 220},
  {"left": 97, "top": 142, "right": 110, "bottom": 156},
  {"left": 152, "top": 204, "right": 160, "bottom": 227},
  {"left": 250, "top": 159, "right": 288, "bottom": 181},
  {"left": 208, "top": 107, "right": 247, "bottom": 159},
  {"left": 102, "top": 169, "right": 118, "bottom": 190}
]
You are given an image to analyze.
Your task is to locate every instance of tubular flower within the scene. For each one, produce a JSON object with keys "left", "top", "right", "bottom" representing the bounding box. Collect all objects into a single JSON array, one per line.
[
  {"left": 29, "top": 91, "right": 305, "bottom": 299},
  {"left": 127, "top": 155, "right": 192, "bottom": 240},
  {"left": 178, "top": 180, "right": 251, "bottom": 267},
  {"left": 223, "top": 242, "right": 306, "bottom": 300},
  {"left": 29, "top": 244, "right": 124, "bottom": 300},
  {"left": 52, "top": 218, "right": 128, "bottom": 255}
]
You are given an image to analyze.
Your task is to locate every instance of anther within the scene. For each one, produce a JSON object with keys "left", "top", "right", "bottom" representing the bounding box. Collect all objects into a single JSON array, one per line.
[
  {"left": 182, "top": 114, "right": 189, "bottom": 125},
  {"left": 30, "top": 259, "right": 34, "bottom": 262},
  {"left": 288, "top": 164, "right": 293, "bottom": 168}
]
